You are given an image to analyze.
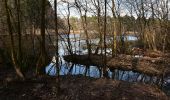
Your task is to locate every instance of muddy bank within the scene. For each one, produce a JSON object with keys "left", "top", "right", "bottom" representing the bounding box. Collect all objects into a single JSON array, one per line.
[{"left": 0, "top": 75, "right": 169, "bottom": 100}]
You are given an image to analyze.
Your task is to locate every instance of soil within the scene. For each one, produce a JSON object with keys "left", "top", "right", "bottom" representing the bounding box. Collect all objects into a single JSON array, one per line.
[{"left": 0, "top": 64, "right": 169, "bottom": 100}]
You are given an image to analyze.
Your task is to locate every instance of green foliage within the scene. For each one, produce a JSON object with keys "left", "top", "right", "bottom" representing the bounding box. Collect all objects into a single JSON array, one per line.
[
  {"left": 120, "top": 15, "right": 136, "bottom": 31},
  {"left": 70, "top": 16, "right": 79, "bottom": 30}
]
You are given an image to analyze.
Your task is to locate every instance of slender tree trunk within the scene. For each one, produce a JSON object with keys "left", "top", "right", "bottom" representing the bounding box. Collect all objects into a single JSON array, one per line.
[
  {"left": 54, "top": 0, "right": 60, "bottom": 93},
  {"left": 66, "top": 2, "right": 73, "bottom": 55},
  {"left": 15, "top": 0, "right": 22, "bottom": 62},
  {"left": 75, "top": 0, "right": 91, "bottom": 56},
  {"left": 41, "top": 0, "right": 46, "bottom": 62},
  {"left": 112, "top": 0, "right": 117, "bottom": 57},
  {"left": 94, "top": 0, "right": 102, "bottom": 55},
  {"left": 4, "top": 0, "right": 24, "bottom": 79},
  {"left": 84, "top": 10, "right": 91, "bottom": 56},
  {"left": 36, "top": 0, "right": 49, "bottom": 75},
  {"left": 103, "top": 0, "right": 108, "bottom": 78}
]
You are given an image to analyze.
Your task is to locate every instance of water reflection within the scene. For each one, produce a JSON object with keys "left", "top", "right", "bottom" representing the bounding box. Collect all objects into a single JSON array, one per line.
[
  {"left": 46, "top": 35, "right": 143, "bottom": 80},
  {"left": 46, "top": 34, "right": 170, "bottom": 94},
  {"left": 46, "top": 62, "right": 153, "bottom": 82},
  {"left": 45, "top": 56, "right": 170, "bottom": 95},
  {"left": 46, "top": 63, "right": 101, "bottom": 78}
]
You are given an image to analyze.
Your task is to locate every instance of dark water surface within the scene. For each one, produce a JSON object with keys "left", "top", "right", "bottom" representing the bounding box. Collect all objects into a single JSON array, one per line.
[{"left": 45, "top": 35, "right": 170, "bottom": 94}]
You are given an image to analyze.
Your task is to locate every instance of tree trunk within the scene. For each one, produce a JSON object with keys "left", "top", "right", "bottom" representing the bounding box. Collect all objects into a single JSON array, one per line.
[
  {"left": 4, "top": 0, "right": 25, "bottom": 79},
  {"left": 75, "top": 0, "right": 91, "bottom": 57},
  {"left": 112, "top": 0, "right": 117, "bottom": 57},
  {"left": 54, "top": 0, "right": 60, "bottom": 93},
  {"left": 15, "top": 0, "right": 22, "bottom": 62},
  {"left": 103, "top": 0, "right": 108, "bottom": 78},
  {"left": 94, "top": 0, "right": 102, "bottom": 55},
  {"left": 36, "top": 0, "right": 49, "bottom": 75}
]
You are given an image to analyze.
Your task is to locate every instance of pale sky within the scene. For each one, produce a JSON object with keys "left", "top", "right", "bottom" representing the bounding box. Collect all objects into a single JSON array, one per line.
[
  {"left": 49, "top": 0, "right": 79, "bottom": 18},
  {"left": 49, "top": 0, "right": 170, "bottom": 19},
  {"left": 49, "top": 0, "right": 128, "bottom": 18}
]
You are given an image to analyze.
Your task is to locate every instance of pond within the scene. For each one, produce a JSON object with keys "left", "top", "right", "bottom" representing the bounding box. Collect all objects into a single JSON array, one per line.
[
  {"left": 46, "top": 35, "right": 146, "bottom": 81},
  {"left": 45, "top": 34, "right": 170, "bottom": 94}
]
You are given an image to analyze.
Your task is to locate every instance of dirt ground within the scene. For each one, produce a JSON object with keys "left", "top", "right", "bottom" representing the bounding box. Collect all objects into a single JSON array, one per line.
[{"left": 0, "top": 64, "right": 169, "bottom": 100}]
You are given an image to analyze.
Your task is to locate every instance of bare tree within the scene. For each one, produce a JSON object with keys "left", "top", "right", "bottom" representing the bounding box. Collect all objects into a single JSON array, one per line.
[
  {"left": 4, "top": 0, "right": 25, "bottom": 79},
  {"left": 54, "top": 0, "right": 60, "bottom": 93},
  {"left": 36, "top": 0, "right": 49, "bottom": 75},
  {"left": 92, "top": 0, "right": 103, "bottom": 55},
  {"left": 75, "top": 0, "right": 91, "bottom": 56},
  {"left": 111, "top": 0, "right": 117, "bottom": 56},
  {"left": 103, "top": 0, "right": 108, "bottom": 77},
  {"left": 15, "top": 0, "right": 22, "bottom": 62}
]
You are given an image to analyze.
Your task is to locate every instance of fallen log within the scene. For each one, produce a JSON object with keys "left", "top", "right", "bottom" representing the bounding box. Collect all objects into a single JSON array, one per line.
[{"left": 63, "top": 54, "right": 170, "bottom": 78}]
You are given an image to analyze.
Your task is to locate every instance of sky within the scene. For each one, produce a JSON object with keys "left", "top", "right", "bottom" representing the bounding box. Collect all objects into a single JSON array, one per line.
[
  {"left": 49, "top": 0, "right": 80, "bottom": 18},
  {"left": 48, "top": 0, "right": 128, "bottom": 18},
  {"left": 49, "top": 0, "right": 170, "bottom": 19}
]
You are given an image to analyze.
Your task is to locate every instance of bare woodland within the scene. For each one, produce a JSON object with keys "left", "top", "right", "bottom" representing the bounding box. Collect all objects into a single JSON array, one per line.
[{"left": 0, "top": 0, "right": 170, "bottom": 100}]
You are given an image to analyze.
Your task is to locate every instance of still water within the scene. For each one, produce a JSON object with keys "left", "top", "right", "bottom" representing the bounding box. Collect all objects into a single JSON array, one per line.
[
  {"left": 45, "top": 34, "right": 170, "bottom": 94},
  {"left": 46, "top": 35, "right": 142, "bottom": 80}
]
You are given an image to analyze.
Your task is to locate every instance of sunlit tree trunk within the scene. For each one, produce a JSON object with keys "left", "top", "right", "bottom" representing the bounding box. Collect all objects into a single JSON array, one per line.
[
  {"left": 150, "top": 0, "right": 157, "bottom": 51},
  {"left": 111, "top": 0, "right": 117, "bottom": 57}
]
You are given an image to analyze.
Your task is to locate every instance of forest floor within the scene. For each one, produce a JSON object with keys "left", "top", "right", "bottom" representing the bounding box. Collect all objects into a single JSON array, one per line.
[{"left": 0, "top": 64, "right": 169, "bottom": 100}]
